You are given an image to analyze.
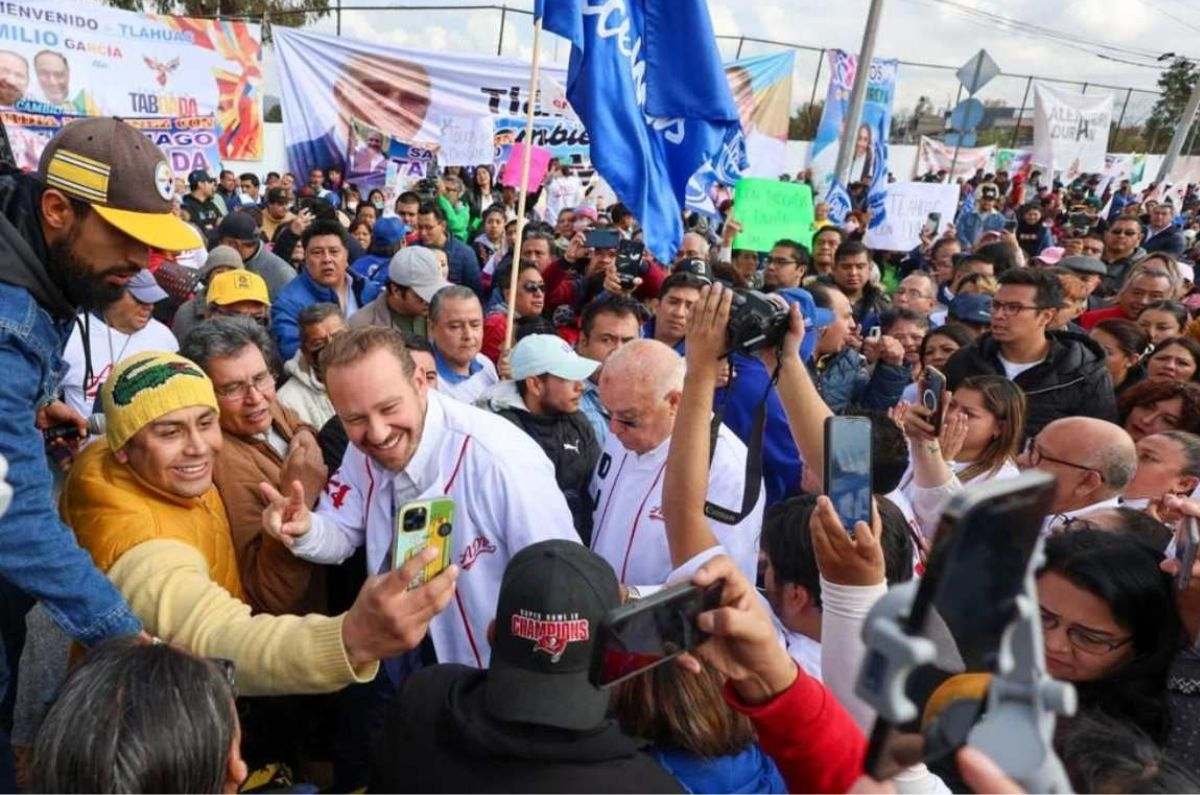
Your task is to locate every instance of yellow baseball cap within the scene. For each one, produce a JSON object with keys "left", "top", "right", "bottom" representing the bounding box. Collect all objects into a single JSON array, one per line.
[
  {"left": 207, "top": 269, "right": 270, "bottom": 308},
  {"left": 38, "top": 117, "right": 203, "bottom": 253}
]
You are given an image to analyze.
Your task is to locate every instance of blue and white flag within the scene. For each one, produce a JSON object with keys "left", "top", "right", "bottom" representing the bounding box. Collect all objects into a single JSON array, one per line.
[
  {"left": 536, "top": 0, "right": 743, "bottom": 262},
  {"left": 824, "top": 179, "right": 853, "bottom": 226}
]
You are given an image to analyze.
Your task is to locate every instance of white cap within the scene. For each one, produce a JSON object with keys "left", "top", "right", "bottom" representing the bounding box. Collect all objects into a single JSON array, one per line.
[
  {"left": 1179, "top": 261, "right": 1195, "bottom": 283},
  {"left": 388, "top": 246, "right": 450, "bottom": 303},
  {"left": 511, "top": 334, "right": 600, "bottom": 381}
]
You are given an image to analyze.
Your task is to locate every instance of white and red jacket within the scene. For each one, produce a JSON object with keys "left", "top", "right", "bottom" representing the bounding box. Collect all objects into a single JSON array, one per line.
[
  {"left": 589, "top": 423, "right": 764, "bottom": 586},
  {"left": 291, "top": 390, "right": 578, "bottom": 667}
]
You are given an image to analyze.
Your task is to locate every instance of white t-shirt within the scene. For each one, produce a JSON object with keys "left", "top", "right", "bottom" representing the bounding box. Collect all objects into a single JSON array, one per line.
[
  {"left": 62, "top": 314, "right": 180, "bottom": 416},
  {"left": 997, "top": 353, "right": 1044, "bottom": 381}
]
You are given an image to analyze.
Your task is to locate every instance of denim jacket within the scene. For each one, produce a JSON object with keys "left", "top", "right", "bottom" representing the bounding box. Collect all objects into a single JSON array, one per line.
[{"left": 0, "top": 172, "right": 140, "bottom": 646}]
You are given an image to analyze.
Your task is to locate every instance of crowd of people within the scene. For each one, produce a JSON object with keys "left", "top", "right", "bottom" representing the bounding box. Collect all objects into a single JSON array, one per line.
[{"left": 4, "top": 112, "right": 1200, "bottom": 793}]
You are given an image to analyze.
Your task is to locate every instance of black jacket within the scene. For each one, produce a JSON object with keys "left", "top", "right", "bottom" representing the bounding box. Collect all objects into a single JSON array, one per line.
[
  {"left": 0, "top": 172, "right": 73, "bottom": 320},
  {"left": 370, "top": 664, "right": 684, "bottom": 793},
  {"left": 943, "top": 329, "right": 1118, "bottom": 440},
  {"left": 484, "top": 382, "right": 600, "bottom": 543}
]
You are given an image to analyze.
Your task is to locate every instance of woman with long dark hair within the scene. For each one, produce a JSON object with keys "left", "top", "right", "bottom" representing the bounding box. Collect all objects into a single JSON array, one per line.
[
  {"left": 1091, "top": 318, "right": 1149, "bottom": 396},
  {"left": 1039, "top": 529, "right": 1181, "bottom": 742},
  {"left": 1120, "top": 378, "right": 1200, "bottom": 441}
]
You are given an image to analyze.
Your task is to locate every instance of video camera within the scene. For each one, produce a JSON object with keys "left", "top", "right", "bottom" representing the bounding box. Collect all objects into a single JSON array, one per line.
[{"left": 726, "top": 290, "right": 789, "bottom": 354}]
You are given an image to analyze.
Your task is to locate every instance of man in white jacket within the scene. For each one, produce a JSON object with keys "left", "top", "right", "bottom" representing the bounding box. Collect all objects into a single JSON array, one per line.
[
  {"left": 590, "top": 338, "right": 763, "bottom": 585},
  {"left": 262, "top": 325, "right": 579, "bottom": 668},
  {"left": 276, "top": 302, "right": 346, "bottom": 429}
]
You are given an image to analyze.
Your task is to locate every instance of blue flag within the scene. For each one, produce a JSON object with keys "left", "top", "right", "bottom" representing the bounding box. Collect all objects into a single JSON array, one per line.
[{"left": 536, "top": 0, "right": 743, "bottom": 263}]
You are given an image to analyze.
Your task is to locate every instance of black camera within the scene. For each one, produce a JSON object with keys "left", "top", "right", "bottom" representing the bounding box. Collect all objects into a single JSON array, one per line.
[
  {"left": 414, "top": 177, "right": 440, "bottom": 204},
  {"left": 402, "top": 507, "right": 428, "bottom": 531},
  {"left": 726, "top": 290, "right": 789, "bottom": 354},
  {"left": 616, "top": 240, "right": 647, "bottom": 288}
]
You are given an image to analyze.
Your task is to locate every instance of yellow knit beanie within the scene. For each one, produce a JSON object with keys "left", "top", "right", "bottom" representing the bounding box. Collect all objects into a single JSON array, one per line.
[{"left": 100, "top": 351, "right": 218, "bottom": 451}]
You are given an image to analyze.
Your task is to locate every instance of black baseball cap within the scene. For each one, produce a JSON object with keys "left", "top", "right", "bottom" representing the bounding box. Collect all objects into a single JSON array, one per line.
[
  {"left": 187, "top": 169, "right": 215, "bottom": 190},
  {"left": 37, "top": 117, "right": 201, "bottom": 252},
  {"left": 216, "top": 211, "right": 260, "bottom": 243},
  {"left": 484, "top": 540, "right": 619, "bottom": 731}
]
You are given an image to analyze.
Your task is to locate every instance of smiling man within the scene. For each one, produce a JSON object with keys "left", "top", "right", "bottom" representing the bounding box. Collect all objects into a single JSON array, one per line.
[
  {"left": 182, "top": 317, "right": 329, "bottom": 616},
  {"left": 428, "top": 285, "right": 498, "bottom": 404},
  {"left": 0, "top": 118, "right": 204, "bottom": 776},
  {"left": 261, "top": 325, "right": 579, "bottom": 668}
]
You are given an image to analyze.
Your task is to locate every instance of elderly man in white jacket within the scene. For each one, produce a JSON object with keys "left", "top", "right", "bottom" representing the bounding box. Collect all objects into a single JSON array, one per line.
[
  {"left": 262, "top": 325, "right": 580, "bottom": 667},
  {"left": 590, "top": 338, "right": 764, "bottom": 586}
]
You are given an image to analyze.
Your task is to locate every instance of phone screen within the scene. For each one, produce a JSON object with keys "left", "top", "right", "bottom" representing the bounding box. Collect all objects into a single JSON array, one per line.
[
  {"left": 589, "top": 580, "right": 723, "bottom": 688},
  {"left": 585, "top": 228, "right": 620, "bottom": 250},
  {"left": 862, "top": 472, "right": 1055, "bottom": 780},
  {"left": 824, "top": 417, "right": 873, "bottom": 536}
]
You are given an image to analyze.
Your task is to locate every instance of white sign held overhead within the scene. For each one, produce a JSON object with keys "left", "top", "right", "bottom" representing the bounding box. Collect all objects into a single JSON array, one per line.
[
  {"left": 1032, "top": 84, "right": 1112, "bottom": 175},
  {"left": 864, "top": 182, "right": 960, "bottom": 252},
  {"left": 436, "top": 115, "right": 496, "bottom": 167},
  {"left": 956, "top": 49, "right": 1000, "bottom": 96}
]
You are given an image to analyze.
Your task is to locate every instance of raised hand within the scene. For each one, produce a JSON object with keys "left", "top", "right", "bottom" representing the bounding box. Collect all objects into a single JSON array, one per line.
[
  {"left": 341, "top": 546, "right": 460, "bottom": 668},
  {"left": 938, "top": 406, "right": 968, "bottom": 462},
  {"left": 755, "top": 301, "right": 805, "bottom": 374},
  {"left": 684, "top": 283, "right": 733, "bottom": 380},
  {"left": 810, "top": 495, "right": 885, "bottom": 587},
  {"left": 259, "top": 479, "right": 311, "bottom": 547},
  {"left": 280, "top": 431, "right": 327, "bottom": 506}
]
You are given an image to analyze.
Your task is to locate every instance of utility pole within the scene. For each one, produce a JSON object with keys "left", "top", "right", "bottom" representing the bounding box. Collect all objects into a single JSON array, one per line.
[
  {"left": 1157, "top": 59, "right": 1200, "bottom": 183},
  {"left": 833, "top": 0, "right": 886, "bottom": 185}
]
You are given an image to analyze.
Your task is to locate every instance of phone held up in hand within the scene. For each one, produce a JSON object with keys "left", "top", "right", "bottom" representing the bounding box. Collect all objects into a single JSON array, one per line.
[
  {"left": 921, "top": 366, "right": 947, "bottom": 435},
  {"left": 589, "top": 579, "right": 725, "bottom": 688},
  {"left": 1175, "top": 516, "right": 1199, "bottom": 591},
  {"left": 921, "top": 212, "right": 940, "bottom": 238},
  {"left": 393, "top": 496, "right": 455, "bottom": 589},
  {"left": 824, "top": 416, "right": 874, "bottom": 538}
]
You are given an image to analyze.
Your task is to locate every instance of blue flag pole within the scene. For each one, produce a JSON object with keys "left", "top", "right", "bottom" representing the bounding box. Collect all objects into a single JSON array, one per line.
[{"left": 504, "top": 15, "right": 545, "bottom": 355}]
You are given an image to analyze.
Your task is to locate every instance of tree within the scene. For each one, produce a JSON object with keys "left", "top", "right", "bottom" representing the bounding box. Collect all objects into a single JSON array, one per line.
[
  {"left": 1145, "top": 57, "right": 1198, "bottom": 153},
  {"left": 99, "top": 0, "right": 329, "bottom": 29}
]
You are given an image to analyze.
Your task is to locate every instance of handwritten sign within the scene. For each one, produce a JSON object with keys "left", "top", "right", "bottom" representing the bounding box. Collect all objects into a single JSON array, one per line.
[
  {"left": 437, "top": 114, "right": 495, "bottom": 167},
  {"left": 863, "top": 182, "right": 959, "bottom": 252},
  {"left": 500, "top": 142, "right": 552, "bottom": 190},
  {"left": 731, "top": 178, "right": 814, "bottom": 253}
]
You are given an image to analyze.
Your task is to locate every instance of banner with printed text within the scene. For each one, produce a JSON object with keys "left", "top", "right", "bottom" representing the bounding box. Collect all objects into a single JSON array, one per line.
[
  {"left": 1032, "top": 83, "right": 1112, "bottom": 176},
  {"left": 3, "top": 109, "right": 222, "bottom": 176},
  {"left": 0, "top": 0, "right": 261, "bottom": 160},
  {"left": 808, "top": 49, "right": 899, "bottom": 229}
]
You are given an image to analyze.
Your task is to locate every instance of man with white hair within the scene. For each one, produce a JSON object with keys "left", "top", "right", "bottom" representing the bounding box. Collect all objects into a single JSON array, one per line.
[
  {"left": 590, "top": 338, "right": 763, "bottom": 585},
  {"left": 1017, "top": 416, "right": 1138, "bottom": 532}
]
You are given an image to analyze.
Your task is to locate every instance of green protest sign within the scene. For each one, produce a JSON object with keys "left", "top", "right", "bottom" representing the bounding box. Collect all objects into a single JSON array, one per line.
[{"left": 731, "top": 178, "right": 815, "bottom": 253}]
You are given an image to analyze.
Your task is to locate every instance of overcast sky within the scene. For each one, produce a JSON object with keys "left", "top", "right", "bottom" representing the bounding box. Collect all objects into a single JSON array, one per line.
[{"left": 290, "top": 0, "right": 1192, "bottom": 123}]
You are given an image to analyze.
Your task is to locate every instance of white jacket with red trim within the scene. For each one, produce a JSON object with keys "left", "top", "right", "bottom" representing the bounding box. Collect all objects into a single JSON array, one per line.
[
  {"left": 589, "top": 423, "right": 764, "bottom": 586},
  {"left": 290, "top": 389, "right": 579, "bottom": 667}
]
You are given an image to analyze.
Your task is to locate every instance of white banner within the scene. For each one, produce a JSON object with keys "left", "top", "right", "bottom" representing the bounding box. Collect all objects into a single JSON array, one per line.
[
  {"left": 863, "top": 182, "right": 960, "bottom": 252},
  {"left": 915, "top": 136, "right": 995, "bottom": 182},
  {"left": 1032, "top": 84, "right": 1112, "bottom": 175},
  {"left": 436, "top": 113, "right": 495, "bottom": 167}
]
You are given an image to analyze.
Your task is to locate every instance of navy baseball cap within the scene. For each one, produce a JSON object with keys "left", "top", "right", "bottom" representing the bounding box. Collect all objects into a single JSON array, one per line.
[
  {"left": 949, "top": 293, "right": 993, "bottom": 325},
  {"left": 484, "top": 540, "right": 619, "bottom": 731},
  {"left": 776, "top": 287, "right": 835, "bottom": 362},
  {"left": 187, "top": 169, "right": 213, "bottom": 189}
]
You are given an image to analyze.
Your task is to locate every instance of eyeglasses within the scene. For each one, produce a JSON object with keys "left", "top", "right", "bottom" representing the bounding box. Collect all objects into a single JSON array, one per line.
[
  {"left": 1107, "top": 228, "right": 1140, "bottom": 237},
  {"left": 895, "top": 287, "right": 933, "bottom": 299},
  {"left": 215, "top": 370, "right": 273, "bottom": 401},
  {"left": 766, "top": 256, "right": 797, "bottom": 267},
  {"left": 1039, "top": 606, "right": 1133, "bottom": 655},
  {"left": 991, "top": 301, "right": 1044, "bottom": 316},
  {"left": 1024, "top": 439, "right": 1105, "bottom": 482},
  {"left": 521, "top": 283, "right": 546, "bottom": 294}
]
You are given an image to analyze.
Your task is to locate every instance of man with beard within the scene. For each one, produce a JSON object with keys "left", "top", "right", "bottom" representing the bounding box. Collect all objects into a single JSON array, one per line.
[{"left": 0, "top": 117, "right": 202, "bottom": 787}]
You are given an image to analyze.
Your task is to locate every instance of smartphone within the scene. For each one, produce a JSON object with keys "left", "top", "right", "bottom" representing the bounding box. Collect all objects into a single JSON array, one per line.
[
  {"left": 922, "top": 212, "right": 940, "bottom": 237},
  {"left": 866, "top": 326, "right": 882, "bottom": 342},
  {"left": 1175, "top": 516, "right": 1199, "bottom": 591},
  {"left": 589, "top": 579, "right": 725, "bottom": 688},
  {"left": 392, "top": 497, "right": 455, "bottom": 589},
  {"left": 860, "top": 471, "right": 1056, "bottom": 781},
  {"left": 921, "top": 367, "right": 947, "bottom": 435},
  {"left": 1003, "top": 219, "right": 1018, "bottom": 232},
  {"left": 824, "top": 417, "right": 874, "bottom": 537},
  {"left": 616, "top": 239, "right": 646, "bottom": 287},
  {"left": 585, "top": 228, "right": 620, "bottom": 250}
]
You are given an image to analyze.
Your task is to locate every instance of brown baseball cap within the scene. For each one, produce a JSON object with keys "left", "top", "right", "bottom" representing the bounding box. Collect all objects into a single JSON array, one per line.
[{"left": 37, "top": 117, "right": 202, "bottom": 253}]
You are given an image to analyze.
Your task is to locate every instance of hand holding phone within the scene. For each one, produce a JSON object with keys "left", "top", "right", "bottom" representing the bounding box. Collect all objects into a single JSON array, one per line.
[
  {"left": 393, "top": 497, "right": 455, "bottom": 589},
  {"left": 585, "top": 228, "right": 620, "bottom": 250},
  {"left": 1175, "top": 516, "right": 1199, "bottom": 591},
  {"left": 810, "top": 494, "right": 884, "bottom": 586},
  {"left": 921, "top": 212, "right": 940, "bottom": 239},
  {"left": 920, "top": 367, "right": 948, "bottom": 435},
  {"left": 824, "top": 417, "right": 874, "bottom": 538}
]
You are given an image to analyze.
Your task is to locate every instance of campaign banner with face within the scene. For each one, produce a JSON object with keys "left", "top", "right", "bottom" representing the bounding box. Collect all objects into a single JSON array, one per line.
[
  {"left": 1032, "top": 83, "right": 1112, "bottom": 176},
  {"left": 916, "top": 136, "right": 996, "bottom": 182},
  {"left": 273, "top": 26, "right": 577, "bottom": 191},
  {"left": 3, "top": 109, "right": 222, "bottom": 177},
  {"left": 0, "top": 0, "right": 261, "bottom": 160},
  {"left": 808, "top": 49, "right": 899, "bottom": 229}
]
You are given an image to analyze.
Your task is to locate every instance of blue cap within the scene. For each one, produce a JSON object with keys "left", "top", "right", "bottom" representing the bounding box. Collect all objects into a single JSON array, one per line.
[
  {"left": 127, "top": 269, "right": 168, "bottom": 304},
  {"left": 511, "top": 334, "right": 600, "bottom": 381},
  {"left": 949, "top": 293, "right": 993, "bottom": 325},
  {"left": 372, "top": 217, "right": 408, "bottom": 248},
  {"left": 776, "top": 287, "right": 834, "bottom": 362}
]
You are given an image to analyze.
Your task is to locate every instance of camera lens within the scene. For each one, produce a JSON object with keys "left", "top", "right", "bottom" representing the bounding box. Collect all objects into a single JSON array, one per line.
[
  {"left": 922, "top": 390, "right": 937, "bottom": 411},
  {"left": 437, "top": 521, "right": 452, "bottom": 537},
  {"left": 403, "top": 508, "right": 427, "bottom": 531}
]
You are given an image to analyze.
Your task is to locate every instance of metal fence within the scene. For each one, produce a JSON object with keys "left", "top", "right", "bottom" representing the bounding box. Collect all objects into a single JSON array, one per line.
[{"left": 267, "top": 2, "right": 1175, "bottom": 153}]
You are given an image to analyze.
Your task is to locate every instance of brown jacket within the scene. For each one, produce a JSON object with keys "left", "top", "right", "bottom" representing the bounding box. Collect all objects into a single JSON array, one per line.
[{"left": 213, "top": 401, "right": 327, "bottom": 616}]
